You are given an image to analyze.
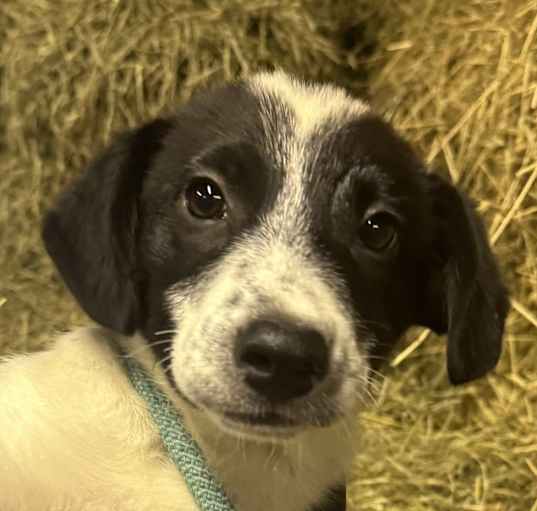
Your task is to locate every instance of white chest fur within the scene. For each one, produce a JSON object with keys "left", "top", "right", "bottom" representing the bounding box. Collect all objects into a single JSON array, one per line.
[{"left": 0, "top": 328, "right": 356, "bottom": 511}]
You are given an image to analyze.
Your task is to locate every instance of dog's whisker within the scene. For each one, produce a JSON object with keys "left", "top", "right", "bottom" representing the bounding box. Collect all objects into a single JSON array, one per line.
[
  {"left": 121, "top": 345, "right": 154, "bottom": 359},
  {"left": 158, "top": 354, "right": 174, "bottom": 367},
  {"left": 153, "top": 329, "right": 176, "bottom": 336},
  {"left": 264, "top": 440, "right": 279, "bottom": 470},
  {"left": 149, "top": 339, "right": 174, "bottom": 346},
  {"left": 121, "top": 339, "right": 174, "bottom": 360},
  {"left": 339, "top": 416, "right": 354, "bottom": 444},
  {"left": 366, "top": 366, "right": 386, "bottom": 378}
]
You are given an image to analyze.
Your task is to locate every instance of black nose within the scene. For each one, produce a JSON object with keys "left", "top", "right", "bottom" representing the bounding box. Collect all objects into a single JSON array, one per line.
[{"left": 235, "top": 320, "right": 329, "bottom": 402}]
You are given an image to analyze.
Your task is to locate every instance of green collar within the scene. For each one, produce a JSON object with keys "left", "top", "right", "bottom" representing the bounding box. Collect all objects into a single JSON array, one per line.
[{"left": 123, "top": 356, "right": 235, "bottom": 511}]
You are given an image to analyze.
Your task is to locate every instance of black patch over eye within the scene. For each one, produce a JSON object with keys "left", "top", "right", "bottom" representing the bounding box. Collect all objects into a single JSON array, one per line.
[
  {"left": 359, "top": 212, "right": 398, "bottom": 251},
  {"left": 185, "top": 178, "right": 226, "bottom": 220}
]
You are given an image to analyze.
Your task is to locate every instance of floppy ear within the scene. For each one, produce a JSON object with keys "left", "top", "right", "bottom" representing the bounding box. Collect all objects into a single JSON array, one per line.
[
  {"left": 415, "top": 174, "right": 510, "bottom": 384},
  {"left": 42, "top": 118, "right": 173, "bottom": 334}
]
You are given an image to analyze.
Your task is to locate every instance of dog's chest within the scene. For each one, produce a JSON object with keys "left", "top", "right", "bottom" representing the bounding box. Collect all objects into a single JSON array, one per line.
[
  {"left": 188, "top": 413, "right": 354, "bottom": 511},
  {"left": 0, "top": 330, "right": 353, "bottom": 511}
]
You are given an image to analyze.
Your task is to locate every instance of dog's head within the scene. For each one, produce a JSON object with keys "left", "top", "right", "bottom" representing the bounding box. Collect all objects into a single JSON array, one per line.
[{"left": 43, "top": 71, "right": 509, "bottom": 438}]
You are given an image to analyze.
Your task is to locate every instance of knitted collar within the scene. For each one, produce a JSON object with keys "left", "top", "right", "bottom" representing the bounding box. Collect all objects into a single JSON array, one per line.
[{"left": 123, "top": 356, "right": 235, "bottom": 511}]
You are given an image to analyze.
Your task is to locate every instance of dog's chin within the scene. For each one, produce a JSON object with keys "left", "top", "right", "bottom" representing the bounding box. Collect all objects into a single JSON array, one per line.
[
  {"left": 204, "top": 403, "right": 345, "bottom": 443},
  {"left": 171, "top": 380, "right": 344, "bottom": 442},
  {"left": 207, "top": 410, "right": 307, "bottom": 442},
  {"left": 169, "top": 381, "right": 303, "bottom": 441}
]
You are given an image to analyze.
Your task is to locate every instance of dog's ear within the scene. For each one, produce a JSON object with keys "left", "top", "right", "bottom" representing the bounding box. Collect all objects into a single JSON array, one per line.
[
  {"left": 42, "top": 118, "right": 173, "bottom": 334},
  {"left": 415, "top": 174, "right": 509, "bottom": 384}
]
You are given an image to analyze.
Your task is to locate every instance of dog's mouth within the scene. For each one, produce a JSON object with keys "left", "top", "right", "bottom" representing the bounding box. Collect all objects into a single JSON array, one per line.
[
  {"left": 216, "top": 410, "right": 305, "bottom": 439},
  {"left": 203, "top": 404, "right": 342, "bottom": 441},
  {"left": 223, "top": 410, "right": 299, "bottom": 427},
  {"left": 167, "top": 376, "right": 308, "bottom": 437},
  {"left": 169, "top": 380, "right": 344, "bottom": 439}
]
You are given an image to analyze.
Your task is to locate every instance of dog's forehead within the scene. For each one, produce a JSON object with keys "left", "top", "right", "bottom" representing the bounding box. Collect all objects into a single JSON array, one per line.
[
  {"left": 247, "top": 72, "right": 422, "bottom": 195},
  {"left": 247, "top": 71, "right": 370, "bottom": 139}
]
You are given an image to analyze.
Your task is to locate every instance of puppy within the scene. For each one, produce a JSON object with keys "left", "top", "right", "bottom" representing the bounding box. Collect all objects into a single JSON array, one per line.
[{"left": 0, "top": 71, "right": 509, "bottom": 511}]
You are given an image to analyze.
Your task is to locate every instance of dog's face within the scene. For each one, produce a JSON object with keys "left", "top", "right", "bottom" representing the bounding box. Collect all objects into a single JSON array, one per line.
[{"left": 43, "top": 72, "right": 509, "bottom": 439}]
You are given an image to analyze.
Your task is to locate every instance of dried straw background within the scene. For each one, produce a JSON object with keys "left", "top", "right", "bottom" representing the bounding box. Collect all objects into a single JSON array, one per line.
[{"left": 1, "top": 1, "right": 536, "bottom": 509}]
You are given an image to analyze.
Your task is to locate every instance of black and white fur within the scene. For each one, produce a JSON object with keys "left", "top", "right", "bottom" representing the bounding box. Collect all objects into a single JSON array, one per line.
[{"left": 0, "top": 71, "right": 509, "bottom": 511}]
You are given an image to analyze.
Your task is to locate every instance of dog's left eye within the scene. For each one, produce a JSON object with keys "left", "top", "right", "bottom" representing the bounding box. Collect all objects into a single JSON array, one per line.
[
  {"left": 185, "top": 178, "right": 227, "bottom": 220},
  {"left": 359, "top": 212, "right": 398, "bottom": 251}
]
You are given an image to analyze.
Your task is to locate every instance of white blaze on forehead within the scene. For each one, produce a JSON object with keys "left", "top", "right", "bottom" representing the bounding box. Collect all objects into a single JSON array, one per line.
[{"left": 248, "top": 70, "right": 370, "bottom": 138}]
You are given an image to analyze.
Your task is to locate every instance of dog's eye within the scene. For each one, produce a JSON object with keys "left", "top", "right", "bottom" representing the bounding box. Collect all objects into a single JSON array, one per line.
[
  {"left": 185, "top": 178, "right": 226, "bottom": 220},
  {"left": 359, "top": 212, "right": 397, "bottom": 251}
]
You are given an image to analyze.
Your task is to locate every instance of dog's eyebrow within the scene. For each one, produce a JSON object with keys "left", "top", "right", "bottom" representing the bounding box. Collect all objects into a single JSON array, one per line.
[
  {"left": 195, "top": 142, "right": 267, "bottom": 182},
  {"left": 339, "top": 116, "right": 421, "bottom": 175}
]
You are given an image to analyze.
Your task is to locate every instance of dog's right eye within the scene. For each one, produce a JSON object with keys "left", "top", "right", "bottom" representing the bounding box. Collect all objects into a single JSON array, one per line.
[{"left": 185, "top": 178, "right": 227, "bottom": 220}]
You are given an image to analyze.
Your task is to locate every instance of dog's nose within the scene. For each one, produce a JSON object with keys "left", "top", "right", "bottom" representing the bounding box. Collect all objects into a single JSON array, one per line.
[{"left": 235, "top": 320, "right": 329, "bottom": 402}]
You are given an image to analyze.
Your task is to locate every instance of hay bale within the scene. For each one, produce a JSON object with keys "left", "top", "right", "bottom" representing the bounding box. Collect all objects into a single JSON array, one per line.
[{"left": 1, "top": 0, "right": 535, "bottom": 509}]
